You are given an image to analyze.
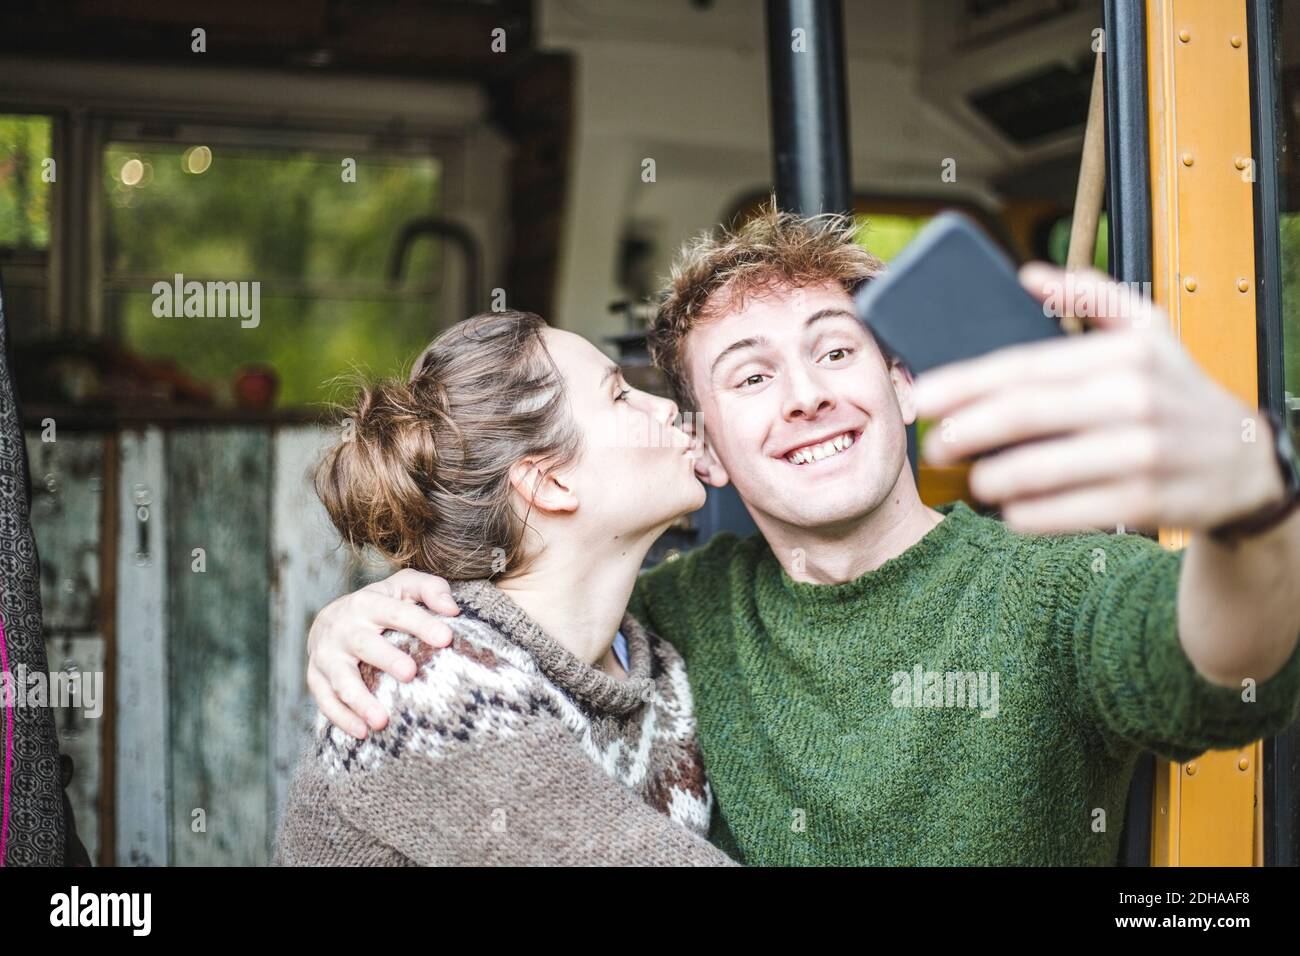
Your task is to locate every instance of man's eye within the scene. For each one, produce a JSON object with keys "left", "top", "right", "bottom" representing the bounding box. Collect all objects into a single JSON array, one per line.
[
  {"left": 823, "top": 347, "right": 853, "bottom": 362},
  {"left": 615, "top": 387, "right": 631, "bottom": 402},
  {"left": 737, "top": 373, "right": 767, "bottom": 389}
]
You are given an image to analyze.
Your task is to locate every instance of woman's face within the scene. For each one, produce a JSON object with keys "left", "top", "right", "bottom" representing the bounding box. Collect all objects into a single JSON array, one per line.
[{"left": 542, "top": 328, "right": 706, "bottom": 535}]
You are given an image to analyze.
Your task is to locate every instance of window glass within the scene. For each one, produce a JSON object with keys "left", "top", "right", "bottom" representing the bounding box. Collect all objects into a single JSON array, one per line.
[
  {"left": 1278, "top": 5, "right": 1300, "bottom": 441},
  {"left": 1044, "top": 211, "right": 1109, "bottom": 272},
  {"left": 103, "top": 141, "right": 442, "bottom": 408},
  {"left": 1269, "top": 0, "right": 1300, "bottom": 866},
  {"left": 855, "top": 212, "right": 930, "bottom": 262},
  {"left": 0, "top": 113, "right": 52, "bottom": 250}
]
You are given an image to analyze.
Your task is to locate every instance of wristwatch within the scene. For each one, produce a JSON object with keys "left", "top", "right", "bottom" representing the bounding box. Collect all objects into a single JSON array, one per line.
[{"left": 1208, "top": 408, "right": 1300, "bottom": 546}]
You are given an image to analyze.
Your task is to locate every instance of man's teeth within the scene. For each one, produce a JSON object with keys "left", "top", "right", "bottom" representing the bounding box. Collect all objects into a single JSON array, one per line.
[{"left": 785, "top": 432, "right": 855, "bottom": 465}]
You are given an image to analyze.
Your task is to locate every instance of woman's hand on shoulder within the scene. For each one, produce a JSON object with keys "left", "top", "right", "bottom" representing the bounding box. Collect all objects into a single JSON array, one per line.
[{"left": 306, "top": 568, "right": 463, "bottom": 739}]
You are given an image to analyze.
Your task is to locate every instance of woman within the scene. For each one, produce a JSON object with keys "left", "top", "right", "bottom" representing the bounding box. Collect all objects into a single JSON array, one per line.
[{"left": 273, "top": 310, "right": 733, "bottom": 866}]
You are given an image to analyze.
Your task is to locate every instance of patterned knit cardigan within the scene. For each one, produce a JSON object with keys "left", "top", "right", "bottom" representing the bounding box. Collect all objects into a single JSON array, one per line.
[
  {"left": 0, "top": 274, "right": 65, "bottom": 866},
  {"left": 274, "top": 579, "right": 736, "bottom": 866}
]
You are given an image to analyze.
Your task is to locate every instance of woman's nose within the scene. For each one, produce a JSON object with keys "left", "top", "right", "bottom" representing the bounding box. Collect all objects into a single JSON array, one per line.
[
  {"left": 636, "top": 388, "right": 678, "bottom": 426},
  {"left": 657, "top": 396, "right": 680, "bottom": 427}
]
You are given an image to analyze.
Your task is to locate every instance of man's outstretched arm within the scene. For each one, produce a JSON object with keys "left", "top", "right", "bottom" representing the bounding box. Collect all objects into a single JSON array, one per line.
[{"left": 916, "top": 264, "right": 1300, "bottom": 690}]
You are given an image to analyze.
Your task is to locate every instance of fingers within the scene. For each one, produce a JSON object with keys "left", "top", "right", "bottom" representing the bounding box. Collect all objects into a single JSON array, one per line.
[
  {"left": 921, "top": 372, "right": 1171, "bottom": 465},
  {"left": 968, "top": 426, "right": 1167, "bottom": 505},
  {"left": 1018, "top": 262, "right": 1161, "bottom": 332},
  {"left": 352, "top": 631, "right": 419, "bottom": 683},
  {"left": 329, "top": 660, "right": 390, "bottom": 732},
  {"left": 356, "top": 591, "right": 454, "bottom": 648},
  {"left": 1003, "top": 459, "right": 1280, "bottom": 534},
  {"left": 371, "top": 568, "right": 460, "bottom": 617},
  {"left": 914, "top": 330, "right": 1165, "bottom": 421},
  {"left": 305, "top": 571, "right": 457, "bottom": 739},
  {"left": 914, "top": 267, "right": 1167, "bottom": 420},
  {"left": 1000, "top": 476, "right": 1163, "bottom": 534},
  {"left": 1016, "top": 261, "right": 1063, "bottom": 303},
  {"left": 307, "top": 667, "right": 370, "bottom": 740}
]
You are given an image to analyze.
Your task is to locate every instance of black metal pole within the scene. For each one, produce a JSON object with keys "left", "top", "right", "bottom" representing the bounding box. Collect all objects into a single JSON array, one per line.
[
  {"left": 765, "top": 0, "right": 852, "bottom": 216},
  {"left": 698, "top": 1, "right": 856, "bottom": 545},
  {"left": 1101, "top": 0, "right": 1156, "bottom": 868},
  {"left": 1246, "top": 0, "right": 1296, "bottom": 869},
  {"left": 1103, "top": 0, "right": 1153, "bottom": 291},
  {"left": 764, "top": 0, "right": 911, "bottom": 476}
]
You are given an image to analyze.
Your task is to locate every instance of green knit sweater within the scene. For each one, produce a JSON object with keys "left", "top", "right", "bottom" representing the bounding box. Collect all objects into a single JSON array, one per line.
[{"left": 628, "top": 501, "right": 1300, "bottom": 865}]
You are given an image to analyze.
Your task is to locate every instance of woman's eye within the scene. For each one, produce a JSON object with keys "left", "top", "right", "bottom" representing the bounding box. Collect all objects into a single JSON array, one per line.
[
  {"left": 823, "top": 347, "right": 853, "bottom": 363},
  {"left": 615, "top": 387, "right": 631, "bottom": 402},
  {"left": 738, "top": 373, "right": 766, "bottom": 389}
]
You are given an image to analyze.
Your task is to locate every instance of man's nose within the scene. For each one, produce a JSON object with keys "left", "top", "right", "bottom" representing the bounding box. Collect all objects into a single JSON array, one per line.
[{"left": 782, "top": 367, "right": 834, "bottom": 420}]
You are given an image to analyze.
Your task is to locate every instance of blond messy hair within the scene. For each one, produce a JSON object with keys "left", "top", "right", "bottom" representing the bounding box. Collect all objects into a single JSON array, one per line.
[{"left": 649, "top": 200, "right": 885, "bottom": 411}]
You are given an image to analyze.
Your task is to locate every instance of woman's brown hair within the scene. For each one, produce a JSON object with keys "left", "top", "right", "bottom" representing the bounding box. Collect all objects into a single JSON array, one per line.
[{"left": 315, "top": 310, "right": 582, "bottom": 579}]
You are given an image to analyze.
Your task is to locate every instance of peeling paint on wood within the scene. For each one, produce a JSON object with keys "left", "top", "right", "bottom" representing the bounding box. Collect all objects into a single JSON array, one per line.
[
  {"left": 166, "top": 428, "right": 271, "bottom": 867},
  {"left": 24, "top": 432, "right": 105, "bottom": 863},
  {"left": 25, "top": 434, "right": 102, "bottom": 631},
  {"left": 268, "top": 426, "right": 351, "bottom": 842},
  {"left": 115, "top": 428, "right": 169, "bottom": 866},
  {"left": 26, "top": 423, "right": 368, "bottom": 866}
]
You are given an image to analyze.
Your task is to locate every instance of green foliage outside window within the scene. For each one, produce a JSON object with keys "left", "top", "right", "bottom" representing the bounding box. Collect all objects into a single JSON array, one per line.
[
  {"left": 1277, "top": 213, "right": 1300, "bottom": 420},
  {"left": 0, "top": 114, "right": 53, "bottom": 249},
  {"left": 104, "top": 142, "right": 443, "bottom": 408}
]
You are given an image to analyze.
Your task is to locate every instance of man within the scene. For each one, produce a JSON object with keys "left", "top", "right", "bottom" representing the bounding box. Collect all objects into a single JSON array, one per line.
[{"left": 306, "top": 206, "right": 1300, "bottom": 864}]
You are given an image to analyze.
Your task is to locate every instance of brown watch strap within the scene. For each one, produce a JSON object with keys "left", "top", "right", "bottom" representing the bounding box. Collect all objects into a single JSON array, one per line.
[{"left": 1208, "top": 491, "right": 1300, "bottom": 546}]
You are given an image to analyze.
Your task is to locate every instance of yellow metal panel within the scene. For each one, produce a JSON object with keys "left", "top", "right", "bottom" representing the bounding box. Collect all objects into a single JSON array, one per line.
[
  {"left": 1145, "top": 0, "right": 1262, "bottom": 866},
  {"left": 1179, "top": 749, "right": 1257, "bottom": 866},
  {"left": 1151, "top": 756, "right": 1180, "bottom": 865}
]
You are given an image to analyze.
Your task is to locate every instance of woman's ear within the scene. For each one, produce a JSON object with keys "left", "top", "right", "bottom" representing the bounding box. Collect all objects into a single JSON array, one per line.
[
  {"left": 889, "top": 360, "right": 918, "bottom": 427},
  {"left": 508, "top": 458, "right": 579, "bottom": 515}
]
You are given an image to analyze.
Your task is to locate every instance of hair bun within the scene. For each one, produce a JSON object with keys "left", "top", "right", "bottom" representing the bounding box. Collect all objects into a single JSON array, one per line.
[{"left": 316, "top": 378, "right": 440, "bottom": 566}]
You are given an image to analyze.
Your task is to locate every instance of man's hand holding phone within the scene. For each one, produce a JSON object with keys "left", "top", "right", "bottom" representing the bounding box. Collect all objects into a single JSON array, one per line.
[{"left": 912, "top": 263, "right": 1285, "bottom": 535}]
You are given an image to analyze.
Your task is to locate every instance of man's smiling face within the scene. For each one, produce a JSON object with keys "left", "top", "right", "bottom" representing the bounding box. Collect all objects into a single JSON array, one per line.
[{"left": 686, "top": 280, "right": 917, "bottom": 534}]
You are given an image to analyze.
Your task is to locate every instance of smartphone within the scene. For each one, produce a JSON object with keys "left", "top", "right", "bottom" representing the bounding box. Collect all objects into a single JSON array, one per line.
[{"left": 853, "top": 211, "right": 1064, "bottom": 375}]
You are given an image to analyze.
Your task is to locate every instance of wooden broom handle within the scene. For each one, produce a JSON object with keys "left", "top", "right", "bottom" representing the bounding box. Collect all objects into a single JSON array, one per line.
[{"left": 1063, "top": 51, "right": 1107, "bottom": 332}]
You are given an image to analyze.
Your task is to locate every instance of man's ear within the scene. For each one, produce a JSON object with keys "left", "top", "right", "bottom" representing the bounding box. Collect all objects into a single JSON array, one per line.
[
  {"left": 690, "top": 432, "right": 731, "bottom": 489},
  {"left": 678, "top": 404, "right": 731, "bottom": 489},
  {"left": 889, "top": 360, "right": 918, "bottom": 427},
  {"left": 507, "top": 458, "right": 579, "bottom": 515}
]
